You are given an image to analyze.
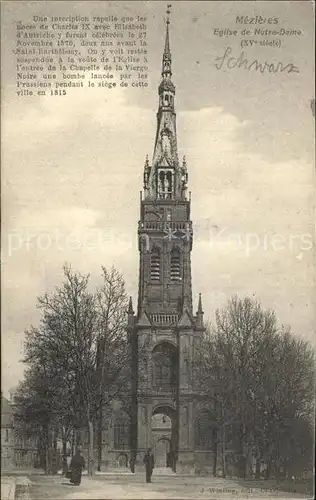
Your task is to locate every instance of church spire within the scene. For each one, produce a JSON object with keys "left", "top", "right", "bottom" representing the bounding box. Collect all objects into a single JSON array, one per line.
[
  {"left": 143, "top": 5, "right": 191, "bottom": 201},
  {"left": 162, "top": 5, "right": 172, "bottom": 78}
]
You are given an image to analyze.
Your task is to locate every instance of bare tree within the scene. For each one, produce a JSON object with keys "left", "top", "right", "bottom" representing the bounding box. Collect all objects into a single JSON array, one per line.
[
  {"left": 18, "top": 264, "right": 133, "bottom": 476},
  {"left": 94, "top": 266, "right": 129, "bottom": 471},
  {"left": 194, "top": 296, "right": 315, "bottom": 480},
  {"left": 22, "top": 265, "right": 97, "bottom": 472}
]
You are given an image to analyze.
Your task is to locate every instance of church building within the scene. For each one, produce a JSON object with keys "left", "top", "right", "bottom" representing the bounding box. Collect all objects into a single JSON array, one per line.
[
  {"left": 125, "top": 12, "right": 215, "bottom": 474},
  {"left": 79, "top": 11, "right": 216, "bottom": 475}
]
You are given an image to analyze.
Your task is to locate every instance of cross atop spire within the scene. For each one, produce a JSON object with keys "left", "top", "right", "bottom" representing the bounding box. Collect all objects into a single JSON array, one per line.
[
  {"left": 165, "top": 5, "right": 172, "bottom": 46},
  {"left": 166, "top": 4, "right": 172, "bottom": 20}
]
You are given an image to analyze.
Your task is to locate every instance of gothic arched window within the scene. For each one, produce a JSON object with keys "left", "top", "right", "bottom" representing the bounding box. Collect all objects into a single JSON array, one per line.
[
  {"left": 159, "top": 170, "right": 165, "bottom": 196},
  {"left": 166, "top": 171, "right": 172, "bottom": 198},
  {"left": 158, "top": 168, "right": 173, "bottom": 199},
  {"left": 170, "top": 248, "right": 181, "bottom": 281},
  {"left": 155, "top": 357, "right": 171, "bottom": 387},
  {"left": 152, "top": 343, "right": 177, "bottom": 390},
  {"left": 114, "top": 415, "right": 129, "bottom": 450},
  {"left": 184, "top": 359, "right": 189, "bottom": 375},
  {"left": 150, "top": 247, "right": 161, "bottom": 281}
]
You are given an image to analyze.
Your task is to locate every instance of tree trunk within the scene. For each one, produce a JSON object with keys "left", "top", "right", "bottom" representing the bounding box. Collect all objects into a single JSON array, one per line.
[
  {"left": 97, "top": 408, "right": 102, "bottom": 471},
  {"left": 62, "top": 436, "right": 68, "bottom": 476},
  {"left": 213, "top": 449, "right": 217, "bottom": 477},
  {"left": 242, "top": 440, "right": 251, "bottom": 480},
  {"left": 243, "top": 454, "right": 247, "bottom": 480},
  {"left": 88, "top": 420, "right": 95, "bottom": 476},
  {"left": 71, "top": 428, "right": 76, "bottom": 456},
  {"left": 265, "top": 458, "right": 272, "bottom": 479},
  {"left": 276, "top": 462, "right": 281, "bottom": 484},
  {"left": 213, "top": 429, "right": 218, "bottom": 477},
  {"left": 75, "top": 428, "right": 81, "bottom": 447},
  {"left": 220, "top": 403, "right": 226, "bottom": 477},
  {"left": 52, "top": 427, "right": 58, "bottom": 474},
  {"left": 46, "top": 426, "right": 53, "bottom": 475},
  {"left": 255, "top": 457, "right": 261, "bottom": 479},
  {"left": 221, "top": 438, "right": 226, "bottom": 477},
  {"left": 38, "top": 433, "right": 46, "bottom": 470}
]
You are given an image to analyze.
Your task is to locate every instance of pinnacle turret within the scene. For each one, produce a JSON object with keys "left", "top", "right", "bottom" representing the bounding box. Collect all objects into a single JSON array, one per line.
[
  {"left": 197, "top": 293, "right": 203, "bottom": 314},
  {"left": 143, "top": 155, "right": 150, "bottom": 191},
  {"left": 128, "top": 296, "right": 134, "bottom": 315},
  {"left": 196, "top": 293, "right": 204, "bottom": 327}
]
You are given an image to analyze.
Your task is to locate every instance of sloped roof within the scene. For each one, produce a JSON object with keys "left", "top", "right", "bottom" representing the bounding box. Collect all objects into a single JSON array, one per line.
[{"left": 178, "top": 309, "right": 195, "bottom": 328}]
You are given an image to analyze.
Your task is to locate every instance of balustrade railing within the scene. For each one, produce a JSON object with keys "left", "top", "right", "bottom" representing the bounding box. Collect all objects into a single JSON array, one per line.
[
  {"left": 150, "top": 313, "right": 178, "bottom": 326},
  {"left": 138, "top": 221, "right": 192, "bottom": 232}
]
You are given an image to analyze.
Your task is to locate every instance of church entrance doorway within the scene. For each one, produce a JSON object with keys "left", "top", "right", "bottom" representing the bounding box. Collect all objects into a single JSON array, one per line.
[
  {"left": 151, "top": 405, "right": 177, "bottom": 471},
  {"left": 155, "top": 437, "right": 171, "bottom": 467}
]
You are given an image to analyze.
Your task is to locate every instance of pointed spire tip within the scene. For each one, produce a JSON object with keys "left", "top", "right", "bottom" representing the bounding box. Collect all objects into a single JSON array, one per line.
[
  {"left": 197, "top": 293, "right": 204, "bottom": 314},
  {"left": 163, "top": 5, "right": 172, "bottom": 60},
  {"left": 128, "top": 296, "right": 134, "bottom": 314}
]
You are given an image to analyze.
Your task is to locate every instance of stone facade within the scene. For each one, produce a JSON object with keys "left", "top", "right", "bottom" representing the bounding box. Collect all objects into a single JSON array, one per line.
[
  {"left": 1, "top": 395, "right": 14, "bottom": 469},
  {"left": 77, "top": 398, "right": 132, "bottom": 470},
  {"left": 1, "top": 394, "right": 39, "bottom": 469}
]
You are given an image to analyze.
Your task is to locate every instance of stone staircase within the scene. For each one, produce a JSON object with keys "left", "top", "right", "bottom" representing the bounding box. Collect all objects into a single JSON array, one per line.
[
  {"left": 92, "top": 466, "right": 177, "bottom": 480},
  {"left": 153, "top": 467, "right": 176, "bottom": 476}
]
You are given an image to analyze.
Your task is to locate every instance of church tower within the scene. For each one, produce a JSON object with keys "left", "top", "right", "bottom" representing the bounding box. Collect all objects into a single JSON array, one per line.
[{"left": 130, "top": 8, "right": 205, "bottom": 473}]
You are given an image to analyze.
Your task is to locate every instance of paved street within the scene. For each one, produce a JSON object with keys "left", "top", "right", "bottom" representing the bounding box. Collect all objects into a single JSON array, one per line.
[{"left": 6, "top": 472, "right": 312, "bottom": 500}]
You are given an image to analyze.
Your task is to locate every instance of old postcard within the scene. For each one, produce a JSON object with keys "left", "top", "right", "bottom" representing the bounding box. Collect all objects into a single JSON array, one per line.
[{"left": 1, "top": 1, "right": 315, "bottom": 499}]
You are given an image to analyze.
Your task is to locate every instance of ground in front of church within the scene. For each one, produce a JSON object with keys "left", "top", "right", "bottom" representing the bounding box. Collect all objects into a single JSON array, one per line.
[{"left": 9, "top": 469, "right": 312, "bottom": 500}]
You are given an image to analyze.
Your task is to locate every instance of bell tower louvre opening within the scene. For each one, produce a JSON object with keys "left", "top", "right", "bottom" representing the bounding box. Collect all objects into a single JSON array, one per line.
[{"left": 127, "top": 7, "right": 212, "bottom": 474}]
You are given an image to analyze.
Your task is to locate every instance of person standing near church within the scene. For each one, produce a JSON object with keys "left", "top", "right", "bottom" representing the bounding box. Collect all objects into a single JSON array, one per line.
[
  {"left": 69, "top": 448, "right": 85, "bottom": 486},
  {"left": 143, "top": 448, "right": 155, "bottom": 483}
]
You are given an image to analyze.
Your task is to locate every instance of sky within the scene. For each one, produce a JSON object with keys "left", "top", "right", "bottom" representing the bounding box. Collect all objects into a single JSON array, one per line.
[{"left": 1, "top": 1, "right": 315, "bottom": 396}]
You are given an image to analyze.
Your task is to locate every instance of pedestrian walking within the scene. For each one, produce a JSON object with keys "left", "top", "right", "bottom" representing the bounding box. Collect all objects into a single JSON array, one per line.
[
  {"left": 69, "top": 448, "right": 85, "bottom": 486},
  {"left": 130, "top": 453, "right": 135, "bottom": 473},
  {"left": 143, "top": 448, "right": 154, "bottom": 483}
]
